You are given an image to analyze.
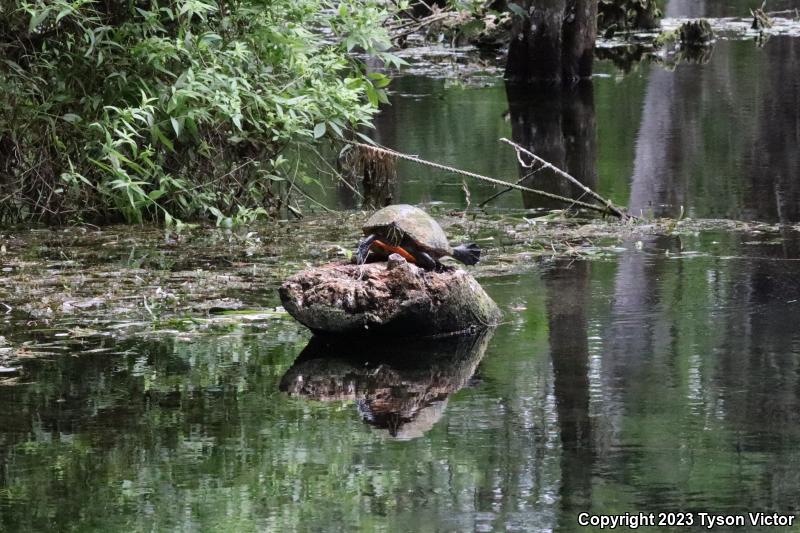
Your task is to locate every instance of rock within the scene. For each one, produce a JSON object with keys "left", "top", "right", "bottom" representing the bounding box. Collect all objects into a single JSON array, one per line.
[
  {"left": 279, "top": 258, "right": 502, "bottom": 336},
  {"left": 385, "top": 252, "right": 406, "bottom": 270}
]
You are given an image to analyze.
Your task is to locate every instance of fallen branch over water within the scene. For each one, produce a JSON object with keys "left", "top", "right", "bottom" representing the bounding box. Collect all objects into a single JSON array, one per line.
[
  {"left": 499, "top": 138, "right": 629, "bottom": 220},
  {"left": 349, "top": 141, "right": 630, "bottom": 219}
]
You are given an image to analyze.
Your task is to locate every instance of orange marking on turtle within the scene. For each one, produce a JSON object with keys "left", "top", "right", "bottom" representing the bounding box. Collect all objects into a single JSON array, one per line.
[{"left": 371, "top": 240, "right": 417, "bottom": 263}]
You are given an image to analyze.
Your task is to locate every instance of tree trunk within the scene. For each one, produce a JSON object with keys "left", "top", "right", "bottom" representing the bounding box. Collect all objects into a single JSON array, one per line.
[{"left": 505, "top": 0, "right": 596, "bottom": 83}]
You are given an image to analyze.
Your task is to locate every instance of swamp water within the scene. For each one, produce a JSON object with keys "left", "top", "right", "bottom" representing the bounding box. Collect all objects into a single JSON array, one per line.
[{"left": 3, "top": 1, "right": 800, "bottom": 532}]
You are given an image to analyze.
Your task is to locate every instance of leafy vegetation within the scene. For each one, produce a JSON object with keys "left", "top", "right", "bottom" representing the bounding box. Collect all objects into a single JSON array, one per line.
[{"left": 0, "top": 0, "right": 398, "bottom": 224}]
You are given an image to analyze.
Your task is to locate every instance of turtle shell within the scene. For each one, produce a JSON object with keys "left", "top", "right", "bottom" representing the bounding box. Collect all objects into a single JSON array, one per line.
[{"left": 363, "top": 204, "right": 453, "bottom": 257}]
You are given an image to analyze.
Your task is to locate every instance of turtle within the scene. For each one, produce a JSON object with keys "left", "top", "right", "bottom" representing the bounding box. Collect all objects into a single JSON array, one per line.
[{"left": 355, "top": 204, "right": 480, "bottom": 270}]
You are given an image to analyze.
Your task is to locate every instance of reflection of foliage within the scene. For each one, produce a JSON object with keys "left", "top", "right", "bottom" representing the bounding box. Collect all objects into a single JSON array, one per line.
[
  {"left": 0, "top": 313, "right": 553, "bottom": 531},
  {"left": 369, "top": 77, "right": 516, "bottom": 206},
  {"left": 595, "top": 45, "right": 651, "bottom": 73}
]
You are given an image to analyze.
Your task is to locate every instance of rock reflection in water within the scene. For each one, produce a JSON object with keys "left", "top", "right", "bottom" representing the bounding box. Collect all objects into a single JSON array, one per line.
[{"left": 280, "top": 330, "right": 493, "bottom": 439}]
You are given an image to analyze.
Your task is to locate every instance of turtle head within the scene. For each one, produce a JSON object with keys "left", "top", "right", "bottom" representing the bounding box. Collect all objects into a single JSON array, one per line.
[{"left": 356, "top": 234, "right": 377, "bottom": 265}]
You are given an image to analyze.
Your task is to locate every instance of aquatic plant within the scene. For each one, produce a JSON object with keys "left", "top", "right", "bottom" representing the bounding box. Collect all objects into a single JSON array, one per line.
[{"left": 598, "top": 0, "right": 663, "bottom": 32}]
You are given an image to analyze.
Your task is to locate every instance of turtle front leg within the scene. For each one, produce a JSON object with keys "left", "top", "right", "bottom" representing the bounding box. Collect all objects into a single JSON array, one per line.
[
  {"left": 414, "top": 251, "right": 438, "bottom": 271},
  {"left": 356, "top": 234, "right": 377, "bottom": 265}
]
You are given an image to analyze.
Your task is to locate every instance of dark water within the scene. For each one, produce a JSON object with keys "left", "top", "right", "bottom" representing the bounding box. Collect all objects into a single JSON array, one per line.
[
  {"left": 666, "top": 0, "right": 800, "bottom": 18},
  {"left": 3, "top": 1, "right": 800, "bottom": 532}
]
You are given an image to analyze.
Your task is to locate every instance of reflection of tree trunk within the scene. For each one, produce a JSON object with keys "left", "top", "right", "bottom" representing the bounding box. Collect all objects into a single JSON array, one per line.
[
  {"left": 544, "top": 261, "right": 593, "bottom": 521},
  {"left": 746, "top": 37, "right": 800, "bottom": 223},
  {"left": 714, "top": 237, "right": 800, "bottom": 505},
  {"left": 505, "top": 1, "right": 596, "bottom": 83},
  {"left": 664, "top": 0, "right": 706, "bottom": 17},
  {"left": 628, "top": 57, "right": 718, "bottom": 216},
  {"left": 627, "top": 66, "right": 689, "bottom": 216},
  {"left": 630, "top": 33, "right": 799, "bottom": 222},
  {"left": 506, "top": 81, "right": 597, "bottom": 209}
]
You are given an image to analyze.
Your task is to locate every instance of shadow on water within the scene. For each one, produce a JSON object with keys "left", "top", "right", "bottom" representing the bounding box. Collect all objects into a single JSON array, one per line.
[{"left": 280, "top": 330, "right": 494, "bottom": 439}]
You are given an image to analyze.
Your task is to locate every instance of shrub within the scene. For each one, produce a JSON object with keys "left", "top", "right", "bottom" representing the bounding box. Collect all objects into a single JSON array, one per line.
[{"left": 0, "top": 0, "right": 397, "bottom": 224}]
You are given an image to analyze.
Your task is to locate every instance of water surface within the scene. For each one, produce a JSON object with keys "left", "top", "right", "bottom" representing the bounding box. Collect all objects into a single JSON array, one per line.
[{"left": 3, "top": 230, "right": 800, "bottom": 532}]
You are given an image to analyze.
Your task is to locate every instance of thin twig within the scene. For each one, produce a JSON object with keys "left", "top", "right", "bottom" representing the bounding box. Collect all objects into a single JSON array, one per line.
[
  {"left": 310, "top": 146, "right": 363, "bottom": 199},
  {"left": 289, "top": 182, "right": 335, "bottom": 213},
  {"left": 499, "top": 138, "right": 629, "bottom": 219},
  {"left": 478, "top": 165, "right": 546, "bottom": 207},
  {"left": 281, "top": 155, "right": 302, "bottom": 209}
]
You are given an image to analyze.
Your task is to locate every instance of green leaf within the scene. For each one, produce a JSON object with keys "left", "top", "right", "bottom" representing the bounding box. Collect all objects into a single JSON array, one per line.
[
  {"left": 365, "top": 84, "right": 379, "bottom": 107},
  {"left": 29, "top": 8, "right": 51, "bottom": 33},
  {"left": 170, "top": 117, "right": 182, "bottom": 137},
  {"left": 153, "top": 125, "right": 175, "bottom": 152},
  {"left": 376, "top": 88, "right": 389, "bottom": 105},
  {"left": 313, "top": 122, "right": 326, "bottom": 139},
  {"left": 508, "top": 3, "right": 527, "bottom": 17},
  {"left": 368, "top": 72, "right": 391, "bottom": 88},
  {"left": 378, "top": 53, "right": 408, "bottom": 68},
  {"left": 184, "top": 117, "right": 199, "bottom": 140},
  {"left": 62, "top": 114, "right": 82, "bottom": 124},
  {"left": 327, "top": 120, "right": 343, "bottom": 138},
  {"left": 56, "top": 7, "right": 73, "bottom": 23}
]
